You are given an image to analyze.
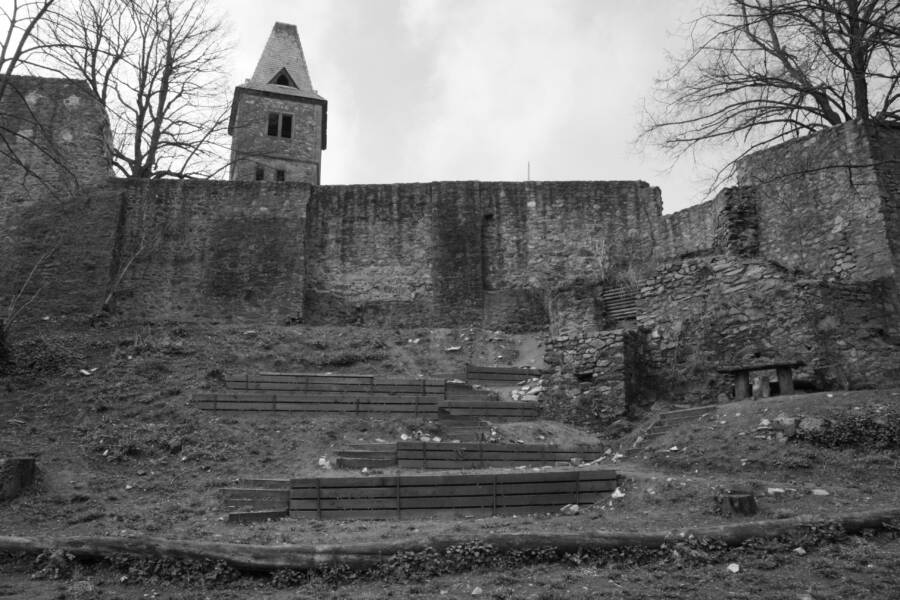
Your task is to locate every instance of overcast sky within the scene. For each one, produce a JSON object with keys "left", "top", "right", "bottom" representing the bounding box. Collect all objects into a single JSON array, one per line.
[{"left": 215, "top": 0, "right": 718, "bottom": 213}]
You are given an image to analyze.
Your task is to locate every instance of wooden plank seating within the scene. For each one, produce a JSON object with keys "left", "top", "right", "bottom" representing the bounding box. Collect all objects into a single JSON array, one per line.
[
  {"left": 196, "top": 372, "right": 541, "bottom": 420},
  {"left": 288, "top": 468, "right": 619, "bottom": 520},
  {"left": 221, "top": 478, "right": 291, "bottom": 523},
  {"left": 465, "top": 364, "right": 544, "bottom": 385},
  {"left": 437, "top": 400, "right": 539, "bottom": 420},
  {"left": 445, "top": 380, "right": 497, "bottom": 401},
  {"left": 225, "top": 373, "right": 445, "bottom": 395},
  {"left": 717, "top": 360, "right": 805, "bottom": 400},
  {"left": 335, "top": 442, "right": 606, "bottom": 470},
  {"left": 396, "top": 441, "right": 605, "bottom": 470},
  {"left": 335, "top": 444, "right": 399, "bottom": 469},
  {"left": 194, "top": 391, "right": 441, "bottom": 417}
]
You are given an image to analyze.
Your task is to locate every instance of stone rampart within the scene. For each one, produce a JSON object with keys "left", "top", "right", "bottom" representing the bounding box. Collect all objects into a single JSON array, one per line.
[
  {"left": 107, "top": 179, "right": 310, "bottom": 322},
  {"left": 655, "top": 195, "right": 723, "bottom": 259},
  {"left": 736, "top": 121, "right": 896, "bottom": 283},
  {"left": 637, "top": 254, "right": 900, "bottom": 403},
  {"left": 305, "top": 181, "right": 666, "bottom": 326},
  {"left": 0, "top": 76, "right": 110, "bottom": 204}
]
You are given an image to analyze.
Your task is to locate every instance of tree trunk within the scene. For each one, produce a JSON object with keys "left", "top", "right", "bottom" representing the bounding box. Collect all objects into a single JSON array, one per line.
[{"left": 1, "top": 507, "right": 898, "bottom": 572}]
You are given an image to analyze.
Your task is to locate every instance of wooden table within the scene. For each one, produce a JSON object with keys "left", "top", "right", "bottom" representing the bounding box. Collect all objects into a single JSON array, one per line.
[{"left": 717, "top": 361, "right": 805, "bottom": 400}]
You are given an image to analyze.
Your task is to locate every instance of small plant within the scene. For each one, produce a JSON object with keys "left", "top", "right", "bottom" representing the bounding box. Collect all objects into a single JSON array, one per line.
[{"left": 1, "top": 245, "right": 58, "bottom": 373}]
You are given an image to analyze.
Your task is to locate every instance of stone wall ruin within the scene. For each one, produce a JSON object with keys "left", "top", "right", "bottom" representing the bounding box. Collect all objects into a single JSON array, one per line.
[{"left": 2, "top": 77, "right": 900, "bottom": 420}]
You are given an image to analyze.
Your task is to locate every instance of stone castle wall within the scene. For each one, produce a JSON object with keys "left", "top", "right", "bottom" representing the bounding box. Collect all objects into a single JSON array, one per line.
[
  {"left": 0, "top": 76, "right": 110, "bottom": 204},
  {"left": 304, "top": 180, "right": 670, "bottom": 326},
  {"left": 4, "top": 79, "right": 900, "bottom": 412},
  {"left": 636, "top": 254, "right": 900, "bottom": 404},
  {"left": 736, "top": 122, "right": 896, "bottom": 283},
  {"left": 106, "top": 180, "right": 310, "bottom": 322}
]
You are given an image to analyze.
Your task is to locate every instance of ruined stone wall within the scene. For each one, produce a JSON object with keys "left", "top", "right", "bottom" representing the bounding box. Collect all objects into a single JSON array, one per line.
[
  {"left": 736, "top": 122, "right": 895, "bottom": 283},
  {"left": 0, "top": 76, "right": 110, "bottom": 204},
  {"left": 106, "top": 179, "right": 309, "bottom": 322},
  {"left": 655, "top": 194, "right": 724, "bottom": 259},
  {"left": 305, "top": 181, "right": 666, "bottom": 327},
  {"left": 480, "top": 181, "right": 662, "bottom": 289},
  {"left": 0, "top": 186, "right": 120, "bottom": 319},
  {"left": 867, "top": 123, "right": 900, "bottom": 307},
  {"left": 304, "top": 183, "right": 450, "bottom": 325},
  {"left": 636, "top": 254, "right": 900, "bottom": 404}
]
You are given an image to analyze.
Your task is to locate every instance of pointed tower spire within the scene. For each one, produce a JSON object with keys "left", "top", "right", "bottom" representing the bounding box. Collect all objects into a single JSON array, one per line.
[
  {"left": 250, "top": 22, "right": 316, "bottom": 94},
  {"left": 228, "top": 22, "right": 327, "bottom": 184}
]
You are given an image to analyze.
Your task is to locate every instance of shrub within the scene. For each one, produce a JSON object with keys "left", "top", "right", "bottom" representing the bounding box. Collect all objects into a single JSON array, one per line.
[{"left": 795, "top": 407, "right": 900, "bottom": 450}]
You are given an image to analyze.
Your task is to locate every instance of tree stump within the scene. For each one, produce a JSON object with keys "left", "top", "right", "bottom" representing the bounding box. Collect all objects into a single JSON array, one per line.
[
  {"left": 0, "top": 457, "right": 36, "bottom": 500},
  {"left": 717, "top": 491, "right": 758, "bottom": 517}
]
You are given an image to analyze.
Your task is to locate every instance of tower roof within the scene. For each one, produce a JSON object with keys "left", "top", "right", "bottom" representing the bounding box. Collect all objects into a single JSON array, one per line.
[{"left": 239, "top": 22, "right": 324, "bottom": 102}]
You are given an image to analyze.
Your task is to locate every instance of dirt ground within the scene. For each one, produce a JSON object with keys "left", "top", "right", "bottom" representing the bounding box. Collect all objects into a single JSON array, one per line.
[{"left": 1, "top": 318, "right": 899, "bottom": 598}]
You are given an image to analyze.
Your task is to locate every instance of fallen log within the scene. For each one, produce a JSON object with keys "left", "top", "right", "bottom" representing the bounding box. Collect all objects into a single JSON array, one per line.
[{"left": 1, "top": 506, "right": 898, "bottom": 573}]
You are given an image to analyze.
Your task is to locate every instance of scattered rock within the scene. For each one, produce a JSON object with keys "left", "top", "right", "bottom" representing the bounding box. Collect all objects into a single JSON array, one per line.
[
  {"left": 65, "top": 579, "right": 97, "bottom": 600},
  {"left": 471, "top": 586, "right": 483, "bottom": 596},
  {"left": 798, "top": 416, "right": 826, "bottom": 434},
  {"left": 559, "top": 503, "right": 580, "bottom": 515},
  {"left": 793, "top": 547, "right": 807, "bottom": 556},
  {"left": 774, "top": 413, "right": 798, "bottom": 437},
  {"left": 611, "top": 487, "right": 625, "bottom": 499},
  {"left": 810, "top": 488, "right": 829, "bottom": 496},
  {"left": 726, "top": 563, "right": 740, "bottom": 574}
]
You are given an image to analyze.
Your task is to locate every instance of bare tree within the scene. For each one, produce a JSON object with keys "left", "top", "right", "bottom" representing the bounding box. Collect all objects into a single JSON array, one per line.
[
  {"left": 641, "top": 0, "right": 900, "bottom": 179},
  {"left": 38, "top": 0, "right": 232, "bottom": 178},
  {"left": 0, "top": 0, "right": 56, "bottom": 99},
  {"left": 0, "top": 1, "right": 71, "bottom": 195}
]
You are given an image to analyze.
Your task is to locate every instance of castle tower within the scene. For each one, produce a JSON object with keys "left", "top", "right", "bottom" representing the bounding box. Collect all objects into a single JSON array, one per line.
[{"left": 228, "top": 23, "right": 327, "bottom": 184}]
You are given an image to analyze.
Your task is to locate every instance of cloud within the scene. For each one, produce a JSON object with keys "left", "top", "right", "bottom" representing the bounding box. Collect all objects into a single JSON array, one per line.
[{"left": 215, "top": 0, "right": 720, "bottom": 210}]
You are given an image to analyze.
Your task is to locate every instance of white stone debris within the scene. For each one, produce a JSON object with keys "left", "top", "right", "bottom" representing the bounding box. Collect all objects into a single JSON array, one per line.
[
  {"left": 560, "top": 503, "right": 580, "bottom": 515},
  {"left": 726, "top": 563, "right": 740, "bottom": 574}
]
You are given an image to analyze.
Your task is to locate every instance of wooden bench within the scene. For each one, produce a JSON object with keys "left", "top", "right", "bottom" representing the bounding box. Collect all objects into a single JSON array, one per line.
[{"left": 717, "top": 360, "right": 805, "bottom": 400}]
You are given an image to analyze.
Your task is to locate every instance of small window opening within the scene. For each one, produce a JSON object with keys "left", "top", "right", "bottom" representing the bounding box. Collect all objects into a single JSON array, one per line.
[
  {"left": 267, "top": 113, "right": 293, "bottom": 138},
  {"left": 254, "top": 166, "right": 265, "bottom": 181},
  {"left": 275, "top": 169, "right": 286, "bottom": 182}
]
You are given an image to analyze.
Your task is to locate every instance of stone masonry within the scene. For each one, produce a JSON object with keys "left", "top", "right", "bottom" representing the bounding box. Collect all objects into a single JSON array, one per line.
[
  {"left": 228, "top": 23, "right": 327, "bottom": 185},
  {"left": 3, "top": 31, "right": 900, "bottom": 419}
]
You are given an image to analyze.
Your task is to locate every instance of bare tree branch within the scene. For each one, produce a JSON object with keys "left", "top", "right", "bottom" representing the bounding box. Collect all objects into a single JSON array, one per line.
[
  {"left": 640, "top": 0, "right": 900, "bottom": 187},
  {"left": 36, "top": 0, "right": 232, "bottom": 179}
]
